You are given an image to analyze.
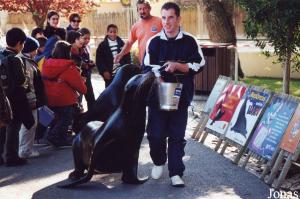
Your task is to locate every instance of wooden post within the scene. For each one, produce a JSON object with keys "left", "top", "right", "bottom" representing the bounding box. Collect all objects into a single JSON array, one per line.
[
  {"left": 233, "top": 145, "right": 247, "bottom": 165},
  {"left": 191, "top": 121, "right": 202, "bottom": 139},
  {"left": 227, "top": 46, "right": 236, "bottom": 80},
  {"left": 260, "top": 146, "right": 281, "bottom": 180},
  {"left": 234, "top": 48, "right": 238, "bottom": 81},
  {"left": 195, "top": 115, "right": 209, "bottom": 141},
  {"left": 266, "top": 150, "right": 284, "bottom": 185},
  {"left": 274, "top": 153, "right": 293, "bottom": 189},
  {"left": 200, "top": 131, "right": 209, "bottom": 143},
  {"left": 191, "top": 112, "right": 204, "bottom": 139},
  {"left": 220, "top": 140, "right": 229, "bottom": 155},
  {"left": 214, "top": 138, "right": 223, "bottom": 151},
  {"left": 242, "top": 153, "right": 251, "bottom": 169}
]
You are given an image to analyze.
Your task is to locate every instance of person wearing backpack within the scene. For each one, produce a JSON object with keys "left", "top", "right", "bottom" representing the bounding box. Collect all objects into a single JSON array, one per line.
[
  {"left": 42, "top": 41, "right": 87, "bottom": 147},
  {"left": 19, "top": 36, "right": 47, "bottom": 158},
  {"left": 0, "top": 28, "right": 34, "bottom": 166}
]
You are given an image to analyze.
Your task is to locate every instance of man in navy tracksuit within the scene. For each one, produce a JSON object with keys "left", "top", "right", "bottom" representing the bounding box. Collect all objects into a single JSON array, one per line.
[{"left": 143, "top": 2, "right": 205, "bottom": 187}]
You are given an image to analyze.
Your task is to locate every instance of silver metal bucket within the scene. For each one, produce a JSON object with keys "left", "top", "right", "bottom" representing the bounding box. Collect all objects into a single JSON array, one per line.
[{"left": 158, "top": 82, "right": 183, "bottom": 111}]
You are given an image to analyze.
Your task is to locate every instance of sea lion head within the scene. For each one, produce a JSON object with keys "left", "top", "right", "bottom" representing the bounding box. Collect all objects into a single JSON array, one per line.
[
  {"left": 112, "top": 64, "right": 141, "bottom": 86},
  {"left": 121, "top": 72, "right": 156, "bottom": 111}
]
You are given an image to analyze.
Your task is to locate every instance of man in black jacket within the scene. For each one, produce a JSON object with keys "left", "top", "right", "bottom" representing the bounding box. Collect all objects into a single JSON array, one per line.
[
  {"left": 143, "top": 2, "right": 205, "bottom": 187},
  {"left": 0, "top": 28, "right": 34, "bottom": 166}
]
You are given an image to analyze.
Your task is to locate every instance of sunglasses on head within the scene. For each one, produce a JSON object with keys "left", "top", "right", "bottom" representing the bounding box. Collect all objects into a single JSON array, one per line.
[{"left": 72, "top": 19, "right": 81, "bottom": 23}]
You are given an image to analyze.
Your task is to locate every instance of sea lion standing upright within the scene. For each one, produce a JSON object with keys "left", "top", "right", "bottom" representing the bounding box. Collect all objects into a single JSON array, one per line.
[
  {"left": 59, "top": 72, "right": 156, "bottom": 188},
  {"left": 72, "top": 64, "right": 141, "bottom": 133}
]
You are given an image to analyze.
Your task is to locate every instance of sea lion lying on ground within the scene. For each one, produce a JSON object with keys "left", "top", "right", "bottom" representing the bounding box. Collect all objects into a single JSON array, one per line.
[
  {"left": 59, "top": 71, "right": 156, "bottom": 188},
  {"left": 72, "top": 64, "right": 141, "bottom": 133}
]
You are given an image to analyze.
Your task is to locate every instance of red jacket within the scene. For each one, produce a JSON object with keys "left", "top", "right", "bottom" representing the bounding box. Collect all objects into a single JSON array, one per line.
[{"left": 42, "top": 58, "right": 87, "bottom": 107}]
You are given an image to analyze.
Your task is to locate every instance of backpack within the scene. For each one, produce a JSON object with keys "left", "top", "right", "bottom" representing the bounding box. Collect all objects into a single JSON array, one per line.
[
  {"left": 0, "top": 51, "right": 13, "bottom": 127},
  {"left": 0, "top": 78, "right": 13, "bottom": 127},
  {"left": 0, "top": 50, "right": 14, "bottom": 96}
]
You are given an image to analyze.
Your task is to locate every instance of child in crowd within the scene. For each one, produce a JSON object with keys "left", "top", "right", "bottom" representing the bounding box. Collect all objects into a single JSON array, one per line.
[
  {"left": 42, "top": 41, "right": 86, "bottom": 147},
  {"left": 35, "top": 35, "right": 59, "bottom": 71},
  {"left": 31, "top": 27, "right": 45, "bottom": 39},
  {"left": 78, "top": 28, "right": 95, "bottom": 110},
  {"left": 67, "top": 31, "right": 85, "bottom": 112},
  {"left": 66, "top": 30, "right": 84, "bottom": 68},
  {"left": 36, "top": 37, "right": 48, "bottom": 56},
  {"left": 19, "top": 36, "right": 47, "bottom": 158},
  {"left": 96, "top": 24, "right": 131, "bottom": 87},
  {"left": 0, "top": 28, "right": 34, "bottom": 166}
]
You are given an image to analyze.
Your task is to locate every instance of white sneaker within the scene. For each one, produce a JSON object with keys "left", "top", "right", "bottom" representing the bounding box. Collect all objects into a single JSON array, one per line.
[
  {"left": 151, "top": 165, "right": 164, "bottom": 179},
  {"left": 171, "top": 175, "right": 185, "bottom": 187},
  {"left": 19, "top": 150, "right": 40, "bottom": 159}
]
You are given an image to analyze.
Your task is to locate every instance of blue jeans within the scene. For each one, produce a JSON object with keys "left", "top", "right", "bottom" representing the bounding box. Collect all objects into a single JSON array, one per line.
[
  {"left": 47, "top": 106, "right": 73, "bottom": 143},
  {"left": 147, "top": 107, "right": 188, "bottom": 177}
]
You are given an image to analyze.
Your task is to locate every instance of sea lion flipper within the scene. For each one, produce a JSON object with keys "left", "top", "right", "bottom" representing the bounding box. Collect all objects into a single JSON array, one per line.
[
  {"left": 57, "top": 165, "right": 94, "bottom": 188},
  {"left": 121, "top": 163, "right": 149, "bottom": 184},
  {"left": 121, "top": 174, "right": 149, "bottom": 184}
]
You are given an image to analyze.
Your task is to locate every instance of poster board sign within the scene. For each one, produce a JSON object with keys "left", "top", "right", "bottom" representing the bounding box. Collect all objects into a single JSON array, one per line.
[
  {"left": 225, "top": 88, "right": 271, "bottom": 146},
  {"left": 248, "top": 95, "right": 298, "bottom": 160},
  {"left": 203, "top": 76, "right": 231, "bottom": 113},
  {"left": 206, "top": 82, "right": 247, "bottom": 135},
  {"left": 280, "top": 104, "right": 300, "bottom": 153}
]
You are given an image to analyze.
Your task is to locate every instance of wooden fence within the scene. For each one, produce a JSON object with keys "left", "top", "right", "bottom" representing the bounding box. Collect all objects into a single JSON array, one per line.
[
  {"left": 3, "top": 4, "right": 247, "bottom": 39},
  {"left": 81, "top": 9, "right": 135, "bottom": 38}
]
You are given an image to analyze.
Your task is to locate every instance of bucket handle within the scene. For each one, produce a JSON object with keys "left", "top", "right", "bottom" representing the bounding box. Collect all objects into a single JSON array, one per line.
[{"left": 159, "top": 64, "right": 184, "bottom": 83}]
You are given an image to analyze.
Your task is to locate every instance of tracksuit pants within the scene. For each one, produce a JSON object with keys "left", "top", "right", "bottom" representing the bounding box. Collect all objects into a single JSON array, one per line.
[{"left": 146, "top": 107, "right": 188, "bottom": 177}]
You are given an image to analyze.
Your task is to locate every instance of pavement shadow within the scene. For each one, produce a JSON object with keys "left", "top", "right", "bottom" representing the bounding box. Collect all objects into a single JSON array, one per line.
[
  {"left": 29, "top": 136, "right": 271, "bottom": 199},
  {"left": 0, "top": 146, "right": 73, "bottom": 188}
]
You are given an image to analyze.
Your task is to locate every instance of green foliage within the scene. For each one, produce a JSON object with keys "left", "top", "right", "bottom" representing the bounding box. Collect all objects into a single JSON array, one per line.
[
  {"left": 243, "top": 77, "right": 300, "bottom": 97},
  {"left": 235, "top": 0, "right": 300, "bottom": 70}
]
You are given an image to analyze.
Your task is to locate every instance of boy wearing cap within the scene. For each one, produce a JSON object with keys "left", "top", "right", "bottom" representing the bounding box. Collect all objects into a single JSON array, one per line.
[{"left": 19, "top": 36, "right": 47, "bottom": 158}]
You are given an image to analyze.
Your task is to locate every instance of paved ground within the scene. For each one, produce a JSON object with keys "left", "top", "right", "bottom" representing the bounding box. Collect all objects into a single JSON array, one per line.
[{"left": 0, "top": 74, "right": 273, "bottom": 199}]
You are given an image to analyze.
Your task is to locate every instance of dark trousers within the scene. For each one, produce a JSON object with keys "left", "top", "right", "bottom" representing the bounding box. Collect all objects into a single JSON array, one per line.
[
  {"left": 47, "top": 106, "right": 73, "bottom": 142},
  {"left": 84, "top": 74, "right": 95, "bottom": 110},
  {"left": 146, "top": 107, "right": 188, "bottom": 177},
  {"left": 0, "top": 119, "right": 22, "bottom": 161},
  {"left": 104, "top": 79, "right": 113, "bottom": 88},
  {"left": 79, "top": 74, "right": 95, "bottom": 111}
]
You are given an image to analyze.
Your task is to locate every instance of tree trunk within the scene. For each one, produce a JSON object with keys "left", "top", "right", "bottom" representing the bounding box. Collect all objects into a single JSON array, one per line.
[
  {"left": 32, "top": 14, "right": 46, "bottom": 28},
  {"left": 282, "top": 25, "right": 295, "bottom": 94},
  {"left": 283, "top": 50, "right": 291, "bottom": 94},
  {"left": 200, "top": 0, "right": 244, "bottom": 79},
  {"left": 201, "top": 0, "right": 236, "bottom": 44}
]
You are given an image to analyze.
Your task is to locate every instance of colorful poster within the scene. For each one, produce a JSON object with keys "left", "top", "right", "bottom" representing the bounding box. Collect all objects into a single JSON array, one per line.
[
  {"left": 203, "top": 76, "right": 230, "bottom": 113},
  {"left": 280, "top": 104, "right": 300, "bottom": 153},
  {"left": 248, "top": 95, "right": 298, "bottom": 160},
  {"left": 206, "top": 83, "right": 247, "bottom": 135},
  {"left": 225, "top": 88, "right": 271, "bottom": 146}
]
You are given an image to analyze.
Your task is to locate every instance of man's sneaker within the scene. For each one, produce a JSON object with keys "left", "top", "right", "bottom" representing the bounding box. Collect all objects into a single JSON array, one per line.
[
  {"left": 19, "top": 150, "right": 40, "bottom": 159},
  {"left": 151, "top": 165, "right": 164, "bottom": 179},
  {"left": 170, "top": 175, "right": 185, "bottom": 187}
]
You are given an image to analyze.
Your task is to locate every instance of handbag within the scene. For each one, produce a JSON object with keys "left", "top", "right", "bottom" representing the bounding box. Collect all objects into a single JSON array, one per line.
[{"left": 38, "top": 105, "right": 55, "bottom": 127}]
